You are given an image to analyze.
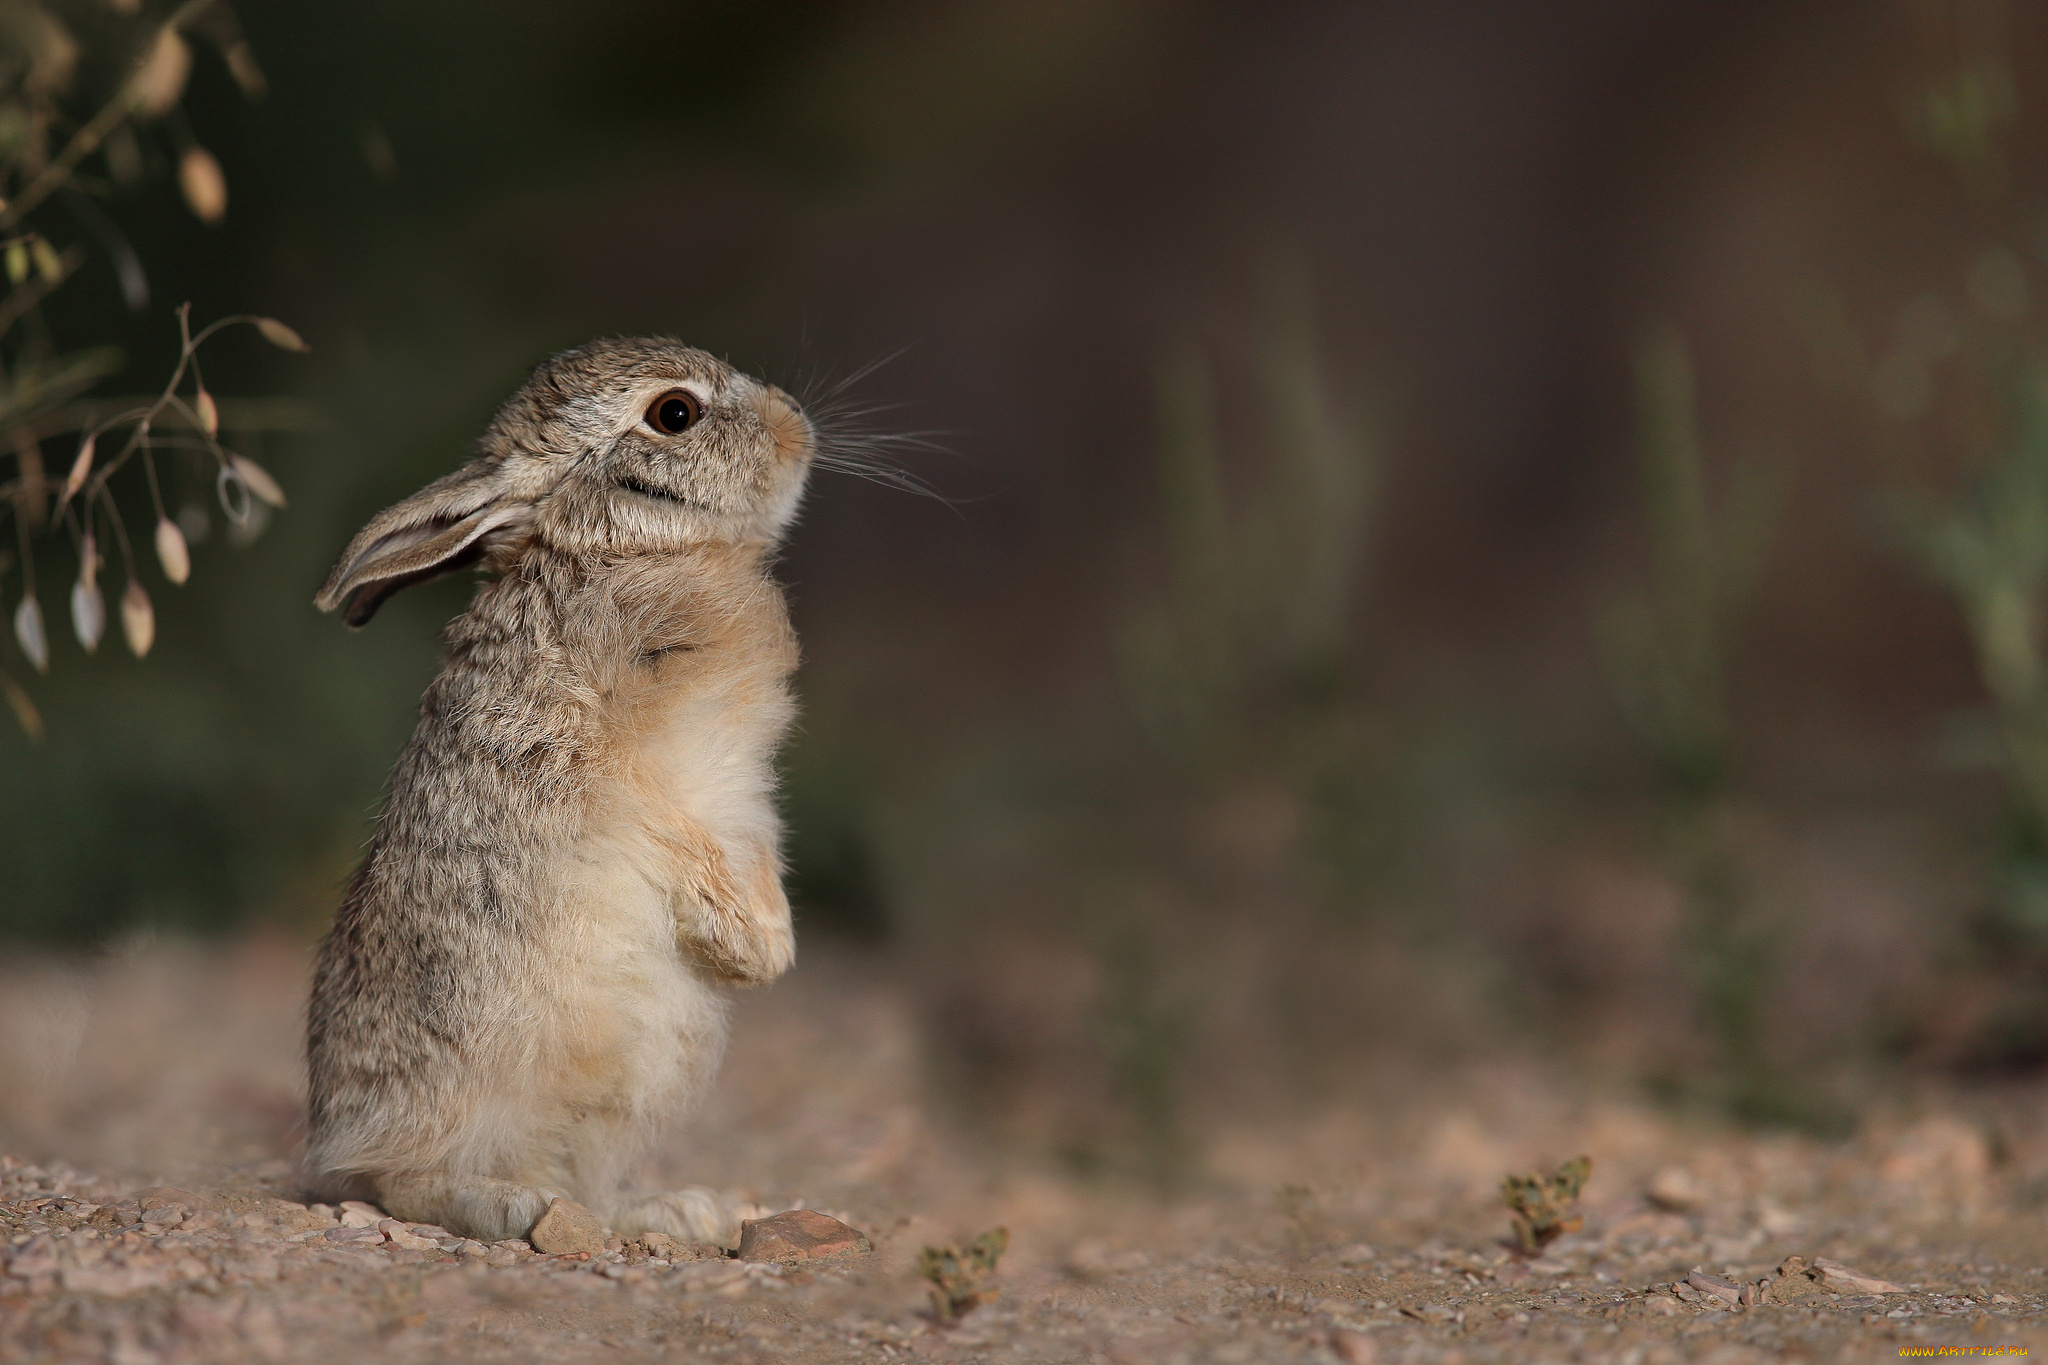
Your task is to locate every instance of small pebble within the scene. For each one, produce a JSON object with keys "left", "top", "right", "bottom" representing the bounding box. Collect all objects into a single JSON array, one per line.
[
  {"left": 528, "top": 1198, "right": 606, "bottom": 1256},
  {"left": 378, "top": 1220, "right": 440, "bottom": 1251},
  {"left": 324, "top": 1227, "right": 384, "bottom": 1245}
]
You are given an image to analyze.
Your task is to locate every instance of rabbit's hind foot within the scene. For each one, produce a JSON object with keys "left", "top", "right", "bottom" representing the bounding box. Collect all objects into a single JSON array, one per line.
[
  {"left": 373, "top": 1172, "right": 559, "bottom": 1244},
  {"left": 608, "top": 1187, "right": 739, "bottom": 1248}
]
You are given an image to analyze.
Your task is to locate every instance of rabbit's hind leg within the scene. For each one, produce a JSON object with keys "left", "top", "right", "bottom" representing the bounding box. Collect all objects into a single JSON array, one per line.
[
  {"left": 606, "top": 1187, "right": 740, "bottom": 1248},
  {"left": 373, "top": 1171, "right": 560, "bottom": 1243}
]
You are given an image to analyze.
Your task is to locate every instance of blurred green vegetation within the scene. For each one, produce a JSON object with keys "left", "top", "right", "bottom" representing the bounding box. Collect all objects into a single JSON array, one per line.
[
  {"left": 1600, "top": 328, "right": 1809, "bottom": 1126},
  {"left": 1882, "top": 246, "right": 2048, "bottom": 1069}
]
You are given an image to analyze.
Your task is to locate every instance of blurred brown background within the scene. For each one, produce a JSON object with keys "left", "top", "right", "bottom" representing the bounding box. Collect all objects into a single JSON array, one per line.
[{"left": 4, "top": 0, "right": 2046, "bottom": 1176}]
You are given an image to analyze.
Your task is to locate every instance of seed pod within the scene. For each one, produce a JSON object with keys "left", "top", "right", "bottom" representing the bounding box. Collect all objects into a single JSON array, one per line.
[
  {"left": 254, "top": 317, "right": 309, "bottom": 353},
  {"left": 0, "top": 673, "right": 40, "bottom": 740},
  {"left": 154, "top": 516, "right": 190, "bottom": 585},
  {"left": 29, "top": 239, "right": 60, "bottom": 284},
  {"left": 130, "top": 26, "right": 191, "bottom": 119},
  {"left": 195, "top": 387, "right": 219, "bottom": 436},
  {"left": 60, "top": 434, "right": 94, "bottom": 507},
  {"left": 13, "top": 595, "right": 47, "bottom": 673},
  {"left": 71, "top": 577, "right": 103, "bottom": 654},
  {"left": 4, "top": 240, "right": 25, "bottom": 285},
  {"left": 223, "top": 41, "right": 266, "bottom": 100},
  {"left": 229, "top": 454, "right": 286, "bottom": 508},
  {"left": 178, "top": 146, "right": 227, "bottom": 225},
  {"left": 120, "top": 580, "right": 154, "bottom": 657}
]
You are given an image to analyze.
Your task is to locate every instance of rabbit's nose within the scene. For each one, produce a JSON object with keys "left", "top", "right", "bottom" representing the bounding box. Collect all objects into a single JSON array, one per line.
[{"left": 755, "top": 387, "right": 811, "bottom": 461}]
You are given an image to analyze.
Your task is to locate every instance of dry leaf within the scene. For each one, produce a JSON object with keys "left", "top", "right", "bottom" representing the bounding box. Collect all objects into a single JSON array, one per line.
[
  {"left": 130, "top": 26, "right": 191, "bottom": 119},
  {"left": 120, "top": 580, "right": 153, "bottom": 657},
  {"left": 12, "top": 595, "right": 47, "bottom": 673},
  {"left": 154, "top": 517, "right": 189, "bottom": 585},
  {"left": 230, "top": 454, "right": 286, "bottom": 508},
  {"left": 254, "top": 317, "right": 309, "bottom": 353},
  {"left": 178, "top": 146, "right": 226, "bottom": 225}
]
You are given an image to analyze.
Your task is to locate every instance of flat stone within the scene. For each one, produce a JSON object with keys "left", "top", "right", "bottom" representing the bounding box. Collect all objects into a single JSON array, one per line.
[
  {"left": 528, "top": 1198, "right": 606, "bottom": 1256},
  {"left": 1686, "top": 1268, "right": 1742, "bottom": 1306},
  {"left": 1811, "top": 1258, "right": 1904, "bottom": 1295},
  {"left": 736, "top": 1209, "right": 871, "bottom": 1263},
  {"left": 378, "top": 1221, "right": 439, "bottom": 1251},
  {"left": 324, "top": 1226, "right": 383, "bottom": 1244}
]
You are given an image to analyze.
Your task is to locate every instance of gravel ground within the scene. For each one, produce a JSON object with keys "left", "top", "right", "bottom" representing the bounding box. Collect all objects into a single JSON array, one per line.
[{"left": 1, "top": 936, "right": 2044, "bottom": 1364}]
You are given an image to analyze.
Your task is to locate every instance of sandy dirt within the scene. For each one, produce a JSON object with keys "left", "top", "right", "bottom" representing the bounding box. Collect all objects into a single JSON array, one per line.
[{"left": 0, "top": 935, "right": 2044, "bottom": 1364}]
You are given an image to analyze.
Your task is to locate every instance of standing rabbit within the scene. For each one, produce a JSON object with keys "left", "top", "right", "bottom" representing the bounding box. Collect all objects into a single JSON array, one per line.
[{"left": 305, "top": 339, "right": 812, "bottom": 1245}]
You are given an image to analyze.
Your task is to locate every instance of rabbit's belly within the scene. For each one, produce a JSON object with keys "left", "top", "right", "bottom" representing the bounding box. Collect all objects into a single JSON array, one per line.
[{"left": 534, "top": 860, "right": 731, "bottom": 1119}]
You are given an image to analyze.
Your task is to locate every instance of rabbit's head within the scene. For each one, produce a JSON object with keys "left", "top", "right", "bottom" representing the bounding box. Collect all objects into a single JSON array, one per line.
[{"left": 315, "top": 338, "right": 813, "bottom": 627}]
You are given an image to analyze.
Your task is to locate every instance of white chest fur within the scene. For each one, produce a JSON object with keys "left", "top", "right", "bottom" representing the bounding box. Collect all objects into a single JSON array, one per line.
[{"left": 636, "top": 649, "right": 795, "bottom": 869}]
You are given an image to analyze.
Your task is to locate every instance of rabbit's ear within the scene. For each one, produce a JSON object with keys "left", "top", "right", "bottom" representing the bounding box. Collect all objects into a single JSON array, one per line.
[{"left": 315, "top": 463, "right": 529, "bottom": 628}]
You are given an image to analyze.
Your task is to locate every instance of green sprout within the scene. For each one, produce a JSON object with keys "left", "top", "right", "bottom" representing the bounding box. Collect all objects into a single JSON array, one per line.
[
  {"left": 1501, "top": 1155, "right": 1591, "bottom": 1253},
  {"left": 918, "top": 1227, "right": 1010, "bottom": 1322}
]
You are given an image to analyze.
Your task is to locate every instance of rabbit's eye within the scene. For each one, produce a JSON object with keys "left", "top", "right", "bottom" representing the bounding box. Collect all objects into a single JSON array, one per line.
[{"left": 646, "top": 390, "right": 703, "bottom": 435}]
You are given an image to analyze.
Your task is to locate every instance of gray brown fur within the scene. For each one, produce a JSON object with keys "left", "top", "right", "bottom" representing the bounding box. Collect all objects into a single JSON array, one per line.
[{"left": 305, "top": 339, "right": 812, "bottom": 1245}]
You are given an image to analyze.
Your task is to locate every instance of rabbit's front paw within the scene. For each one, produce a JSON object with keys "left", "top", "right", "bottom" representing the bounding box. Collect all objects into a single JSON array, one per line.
[
  {"left": 679, "top": 847, "right": 794, "bottom": 984},
  {"left": 689, "top": 912, "right": 794, "bottom": 985},
  {"left": 374, "top": 1172, "right": 559, "bottom": 1244}
]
